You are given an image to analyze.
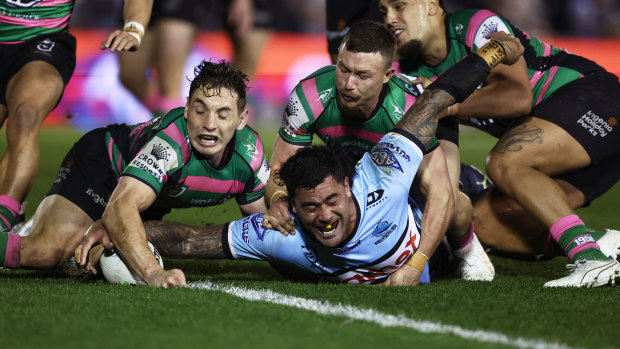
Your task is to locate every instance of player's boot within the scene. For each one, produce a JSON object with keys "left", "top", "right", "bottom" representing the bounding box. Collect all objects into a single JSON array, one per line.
[
  {"left": 459, "top": 163, "right": 492, "bottom": 200},
  {"left": 596, "top": 229, "right": 620, "bottom": 260},
  {"left": 453, "top": 234, "right": 495, "bottom": 281},
  {"left": 543, "top": 259, "right": 620, "bottom": 288}
]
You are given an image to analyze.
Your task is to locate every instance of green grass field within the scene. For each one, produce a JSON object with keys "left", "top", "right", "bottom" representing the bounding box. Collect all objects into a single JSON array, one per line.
[{"left": 1, "top": 125, "right": 619, "bottom": 349}]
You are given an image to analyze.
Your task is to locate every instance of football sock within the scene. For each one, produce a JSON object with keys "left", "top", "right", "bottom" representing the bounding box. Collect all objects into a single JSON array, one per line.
[
  {"left": 450, "top": 222, "right": 474, "bottom": 250},
  {"left": 0, "top": 195, "right": 21, "bottom": 233},
  {"left": 589, "top": 230, "right": 605, "bottom": 240},
  {"left": 0, "top": 231, "right": 21, "bottom": 268},
  {"left": 550, "top": 214, "right": 607, "bottom": 261}
]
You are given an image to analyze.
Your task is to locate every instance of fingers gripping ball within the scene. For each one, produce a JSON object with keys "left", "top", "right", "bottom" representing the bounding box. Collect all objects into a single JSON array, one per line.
[{"left": 100, "top": 242, "right": 164, "bottom": 286}]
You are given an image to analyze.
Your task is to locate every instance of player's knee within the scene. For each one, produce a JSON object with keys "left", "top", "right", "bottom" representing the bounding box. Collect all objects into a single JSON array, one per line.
[
  {"left": 8, "top": 102, "right": 45, "bottom": 135},
  {"left": 485, "top": 153, "right": 513, "bottom": 186}
]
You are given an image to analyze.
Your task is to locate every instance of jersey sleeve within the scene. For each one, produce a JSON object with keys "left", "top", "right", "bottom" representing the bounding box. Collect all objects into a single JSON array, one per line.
[
  {"left": 122, "top": 130, "right": 185, "bottom": 195},
  {"left": 357, "top": 131, "right": 425, "bottom": 191},
  {"left": 466, "top": 11, "right": 515, "bottom": 50},
  {"left": 225, "top": 214, "right": 295, "bottom": 263},
  {"left": 277, "top": 83, "right": 319, "bottom": 146},
  {"left": 237, "top": 151, "right": 270, "bottom": 205}
]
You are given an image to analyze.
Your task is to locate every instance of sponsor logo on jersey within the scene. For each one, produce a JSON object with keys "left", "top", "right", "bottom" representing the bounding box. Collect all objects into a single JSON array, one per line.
[
  {"left": 251, "top": 214, "right": 269, "bottom": 241},
  {"left": 164, "top": 184, "right": 187, "bottom": 198},
  {"left": 577, "top": 110, "right": 614, "bottom": 137},
  {"left": 454, "top": 23, "right": 464, "bottom": 35},
  {"left": 391, "top": 103, "right": 405, "bottom": 120},
  {"left": 6, "top": 0, "right": 43, "bottom": 8},
  {"left": 244, "top": 143, "right": 258, "bottom": 160},
  {"left": 301, "top": 244, "right": 328, "bottom": 271},
  {"left": 373, "top": 221, "right": 397, "bottom": 245},
  {"left": 370, "top": 148, "right": 403, "bottom": 172},
  {"left": 282, "top": 93, "right": 304, "bottom": 138},
  {"left": 474, "top": 17, "right": 510, "bottom": 48},
  {"left": 129, "top": 137, "right": 177, "bottom": 182},
  {"left": 366, "top": 189, "right": 386, "bottom": 209},
  {"left": 256, "top": 159, "right": 270, "bottom": 186},
  {"left": 36, "top": 39, "right": 55, "bottom": 53},
  {"left": 318, "top": 88, "right": 333, "bottom": 103},
  {"left": 85, "top": 188, "right": 107, "bottom": 208},
  {"left": 242, "top": 217, "right": 251, "bottom": 243},
  {"left": 190, "top": 195, "right": 232, "bottom": 206}
]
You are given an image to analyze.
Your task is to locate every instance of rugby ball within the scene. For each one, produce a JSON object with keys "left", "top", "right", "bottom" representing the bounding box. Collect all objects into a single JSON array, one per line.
[{"left": 100, "top": 242, "right": 164, "bottom": 286}]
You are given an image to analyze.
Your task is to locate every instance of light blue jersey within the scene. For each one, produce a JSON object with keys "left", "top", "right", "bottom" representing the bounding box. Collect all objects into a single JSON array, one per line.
[{"left": 225, "top": 131, "right": 431, "bottom": 284}]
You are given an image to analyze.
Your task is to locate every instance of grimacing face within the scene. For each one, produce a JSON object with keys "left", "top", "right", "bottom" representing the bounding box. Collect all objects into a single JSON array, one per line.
[
  {"left": 335, "top": 45, "right": 393, "bottom": 119},
  {"left": 379, "top": 0, "right": 435, "bottom": 49},
  {"left": 292, "top": 176, "right": 356, "bottom": 248},
  {"left": 184, "top": 87, "right": 248, "bottom": 167}
]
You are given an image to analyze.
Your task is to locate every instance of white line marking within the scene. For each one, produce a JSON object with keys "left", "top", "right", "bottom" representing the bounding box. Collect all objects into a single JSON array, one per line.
[{"left": 189, "top": 281, "right": 575, "bottom": 349}]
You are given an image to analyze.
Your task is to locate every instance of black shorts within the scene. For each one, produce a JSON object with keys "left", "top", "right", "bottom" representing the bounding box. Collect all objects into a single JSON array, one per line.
[
  {"left": 532, "top": 70, "right": 620, "bottom": 165},
  {"left": 47, "top": 128, "right": 172, "bottom": 221},
  {"left": 0, "top": 31, "right": 76, "bottom": 106},
  {"left": 531, "top": 70, "right": 620, "bottom": 202},
  {"left": 326, "top": 0, "right": 382, "bottom": 55},
  {"left": 150, "top": 0, "right": 211, "bottom": 26}
]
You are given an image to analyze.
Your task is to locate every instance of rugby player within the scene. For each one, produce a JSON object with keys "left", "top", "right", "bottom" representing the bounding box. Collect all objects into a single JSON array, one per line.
[
  {"left": 0, "top": 0, "right": 151, "bottom": 234},
  {"left": 0, "top": 60, "right": 269, "bottom": 288},
  {"left": 77, "top": 31, "right": 525, "bottom": 286},
  {"left": 380, "top": 0, "right": 620, "bottom": 287},
  {"left": 265, "top": 20, "right": 494, "bottom": 283}
]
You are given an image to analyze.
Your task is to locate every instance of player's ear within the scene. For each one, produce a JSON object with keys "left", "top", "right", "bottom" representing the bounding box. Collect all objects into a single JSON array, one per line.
[
  {"left": 428, "top": 0, "right": 440, "bottom": 16},
  {"left": 344, "top": 177, "right": 352, "bottom": 198},
  {"left": 236, "top": 108, "right": 249, "bottom": 130},
  {"left": 384, "top": 66, "right": 395, "bottom": 84}
]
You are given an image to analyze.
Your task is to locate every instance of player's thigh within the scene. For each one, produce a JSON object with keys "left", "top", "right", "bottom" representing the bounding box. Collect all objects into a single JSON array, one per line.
[
  {"left": 488, "top": 117, "right": 591, "bottom": 176},
  {"left": 22, "top": 194, "right": 94, "bottom": 266},
  {"left": 5, "top": 61, "right": 64, "bottom": 118}
]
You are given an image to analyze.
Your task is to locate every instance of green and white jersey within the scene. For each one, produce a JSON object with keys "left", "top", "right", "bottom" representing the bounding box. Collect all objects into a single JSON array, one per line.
[
  {"left": 279, "top": 65, "right": 436, "bottom": 160},
  {"left": 0, "top": 0, "right": 74, "bottom": 43},
  {"left": 406, "top": 9, "right": 599, "bottom": 137},
  {"left": 105, "top": 107, "right": 269, "bottom": 208}
]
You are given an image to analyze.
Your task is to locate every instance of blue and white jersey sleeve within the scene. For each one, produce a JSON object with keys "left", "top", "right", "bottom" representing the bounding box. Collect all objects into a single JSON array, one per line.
[{"left": 357, "top": 131, "right": 425, "bottom": 191}]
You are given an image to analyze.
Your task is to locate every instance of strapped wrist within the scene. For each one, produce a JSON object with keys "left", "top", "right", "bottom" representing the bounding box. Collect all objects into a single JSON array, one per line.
[
  {"left": 269, "top": 190, "right": 289, "bottom": 207},
  {"left": 405, "top": 251, "right": 429, "bottom": 272},
  {"left": 123, "top": 21, "right": 144, "bottom": 45}
]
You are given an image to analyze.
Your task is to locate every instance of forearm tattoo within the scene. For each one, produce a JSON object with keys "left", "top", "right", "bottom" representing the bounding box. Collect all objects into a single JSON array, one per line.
[
  {"left": 395, "top": 89, "right": 455, "bottom": 149},
  {"left": 144, "top": 221, "right": 228, "bottom": 259},
  {"left": 492, "top": 124, "right": 543, "bottom": 153}
]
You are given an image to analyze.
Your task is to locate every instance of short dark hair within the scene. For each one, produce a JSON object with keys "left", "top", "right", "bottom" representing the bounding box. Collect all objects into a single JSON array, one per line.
[
  {"left": 188, "top": 60, "right": 249, "bottom": 111},
  {"left": 340, "top": 20, "right": 396, "bottom": 69},
  {"left": 276, "top": 145, "right": 356, "bottom": 198}
]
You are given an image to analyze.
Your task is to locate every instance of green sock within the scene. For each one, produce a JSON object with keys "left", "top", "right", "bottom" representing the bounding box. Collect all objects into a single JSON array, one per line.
[
  {"left": 589, "top": 230, "right": 606, "bottom": 240},
  {"left": 0, "top": 231, "right": 7, "bottom": 265},
  {"left": 558, "top": 225, "right": 608, "bottom": 261}
]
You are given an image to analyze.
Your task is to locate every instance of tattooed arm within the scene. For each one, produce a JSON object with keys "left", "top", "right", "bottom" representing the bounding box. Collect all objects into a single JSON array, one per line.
[
  {"left": 144, "top": 221, "right": 229, "bottom": 259},
  {"left": 394, "top": 31, "right": 524, "bottom": 150}
]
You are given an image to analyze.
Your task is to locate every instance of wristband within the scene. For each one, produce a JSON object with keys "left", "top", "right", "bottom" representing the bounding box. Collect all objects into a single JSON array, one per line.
[
  {"left": 124, "top": 21, "right": 144, "bottom": 45},
  {"left": 269, "top": 190, "right": 288, "bottom": 207},
  {"left": 474, "top": 40, "right": 506, "bottom": 70},
  {"left": 405, "top": 251, "right": 429, "bottom": 272}
]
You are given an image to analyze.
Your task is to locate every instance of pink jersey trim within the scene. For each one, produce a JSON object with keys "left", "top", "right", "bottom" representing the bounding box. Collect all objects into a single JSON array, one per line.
[
  {"left": 465, "top": 10, "right": 497, "bottom": 47},
  {"left": 404, "top": 92, "right": 417, "bottom": 113},
  {"left": 301, "top": 78, "right": 324, "bottom": 118},
  {"left": 0, "top": 13, "right": 71, "bottom": 29},
  {"left": 249, "top": 129, "right": 264, "bottom": 171},
  {"left": 320, "top": 125, "right": 384, "bottom": 144},
  {"left": 183, "top": 176, "right": 245, "bottom": 194},
  {"left": 163, "top": 124, "right": 190, "bottom": 162},
  {"left": 535, "top": 66, "right": 559, "bottom": 105}
]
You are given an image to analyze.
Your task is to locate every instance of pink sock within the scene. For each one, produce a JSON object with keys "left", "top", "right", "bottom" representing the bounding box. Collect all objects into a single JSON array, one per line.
[
  {"left": 3, "top": 232, "right": 21, "bottom": 268},
  {"left": 549, "top": 214, "right": 584, "bottom": 243},
  {"left": 0, "top": 195, "right": 21, "bottom": 216},
  {"left": 454, "top": 222, "right": 475, "bottom": 250}
]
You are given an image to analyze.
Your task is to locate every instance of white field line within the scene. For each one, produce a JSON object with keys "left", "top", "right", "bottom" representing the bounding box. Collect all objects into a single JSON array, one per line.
[{"left": 189, "top": 281, "right": 575, "bottom": 349}]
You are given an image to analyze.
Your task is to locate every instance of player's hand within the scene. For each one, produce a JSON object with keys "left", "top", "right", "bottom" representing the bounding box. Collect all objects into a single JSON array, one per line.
[
  {"left": 485, "top": 31, "right": 524, "bottom": 65},
  {"left": 262, "top": 197, "right": 296, "bottom": 236},
  {"left": 75, "top": 220, "right": 114, "bottom": 274},
  {"left": 146, "top": 268, "right": 187, "bottom": 288},
  {"left": 101, "top": 29, "right": 140, "bottom": 52},
  {"left": 377, "top": 265, "right": 421, "bottom": 286},
  {"left": 410, "top": 76, "right": 433, "bottom": 89}
]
